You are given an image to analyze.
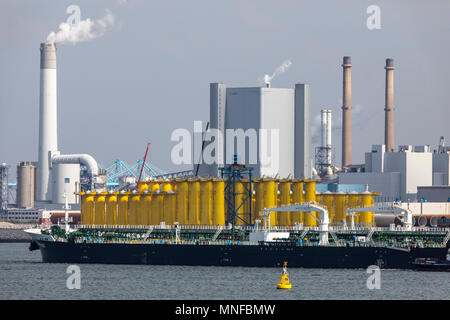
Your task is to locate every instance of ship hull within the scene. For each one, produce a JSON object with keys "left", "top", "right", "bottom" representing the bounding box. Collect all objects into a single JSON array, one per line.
[{"left": 36, "top": 240, "right": 448, "bottom": 269}]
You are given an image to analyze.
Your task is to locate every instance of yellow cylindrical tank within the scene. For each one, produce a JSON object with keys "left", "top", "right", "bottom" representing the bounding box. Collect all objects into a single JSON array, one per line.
[
  {"left": 94, "top": 191, "right": 107, "bottom": 226},
  {"left": 140, "top": 191, "right": 150, "bottom": 226},
  {"left": 151, "top": 190, "right": 162, "bottom": 225},
  {"left": 161, "top": 182, "right": 173, "bottom": 224},
  {"left": 360, "top": 192, "right": 374, "bottom": 227},
  {"left": 79, "top": 191, "right": 86, "bottom": 224},
  {"left": 106, "top": 192, "right": 118, "bottom": 226},
  {"left": 175, "top": 179, "right": 188, "bottom": 224},
  {"left": 291, "top": 180, "right": 304, "bottom": 224},
  {"left": 234, "top": 180, "right": 246, "bottom": 226},
  {"left": 117, "top": 191, "right": 129, "bottom": 225},
  {"left": 334, "top": 192, "right": 346, "bottom": 226},
  {"left": 128, "top": 192, "right": 141, "bottom": 226},
  {"left": 322, "top": 192, "right": 334, "bottom": 225},
  {"left": 200, "top": 179, "right": 213, "bottom": 225},
  {"left": 279, "top": 180, "right": 291, "bottom": 226},
  {"left": 304, "top": 180, "right": 317, "bottom": 227},
  {"left": 85, "top": 192, "right": 94, "bottom": 225},
  {"left": 254, "top": 179, "right": 264, "bottom": 224},
  {"left": 188, "top": 179, "right": 200, "bottom": 225},
  {"left": 263, "top": 179, "right": 277, "bottom": 226},
  {"left": 347, "top": 192, "right": 360, "bottom": 225},
  {"left": 212, "top": 179, "right": 225, "bottom": 226}
]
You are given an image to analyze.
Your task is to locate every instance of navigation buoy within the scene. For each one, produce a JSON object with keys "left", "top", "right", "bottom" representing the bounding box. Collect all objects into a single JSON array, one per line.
[{"left": 277, "top": 261, "right": 292, "bottom": 290}]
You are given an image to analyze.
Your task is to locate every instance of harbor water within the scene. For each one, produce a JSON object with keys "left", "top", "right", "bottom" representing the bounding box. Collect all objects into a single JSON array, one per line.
[{"left": 0, "top": 243, "right": 448, "bottom": 300}]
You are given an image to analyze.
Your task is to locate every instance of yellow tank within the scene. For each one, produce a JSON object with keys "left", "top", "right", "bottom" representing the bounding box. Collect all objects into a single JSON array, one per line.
[
  {"left": 333, "top": 193, "right": 347, "bottom": 226},
  {"left": 79, "top": 191, "right": 86, "bottom": 224},
  {"left": 275, "top": 180, "right": 281, "bottom": 209},
  {"left": 161, "top": 182, "right": 173, "bottom": 224},
  {"left": 84, "top": 192, "right": 95, "bottom": 225},
  {"left": 94, "top": 191, "right": 107, "bottom": 226},
  {"left": 151, "top": 189, "right": 162, "bottom": 225},
  {"left": 117, "top": 191, "right": 129, "bottom": 225},
  {"left": 304, "top": 180, "right": 317, "bottom": 227},
  {"left": 188, "top": 179, "right": 200, "bottom": 225},
  {"left": 175, "top": 179, "right": 188, "bottom": 224},
  {"left": 106, "top": 192, "right": 118, "bottom": 226},
  {"left": 138, "top": 183, "right": 149, "bottom": 193},
  {"left": 263, "top": 179, "right": 277, "bottom": 226},
  {"left": 347, "top": 192, "right": 360, "bottom": 225},
  {"left": 212, "top": 179, "right": 225, "bottom": 226},
  {"left": 279, "top": 180, "right": 291, "bottom": 226},
  {"left": 254, "top": 179, "right": 264, "bottom": 224},
  {"left": 291, "top": 180, "right": 304, "bottom": 224},
  {"left": 233, "top": 180, "right": 246, "bottom": 226},
  {"left": 321, "top": 192, "right": 334, "bottom": 225},
  {"left": 200, "top": 179, "right": 213, "bottom": 225},
  {"left": 128, "top": 192, "right": 141, "bottom": 226},
  {"left": 140, "top": 191, "right": 151, "bottom": 226},
  {"left": 360, "top": 192, "right": 374, "bottom": 227}
]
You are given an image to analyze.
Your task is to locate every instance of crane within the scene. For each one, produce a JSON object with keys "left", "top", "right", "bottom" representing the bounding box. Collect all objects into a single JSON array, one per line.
[{"left": 136, "top": 142, "right": 151, "bottom": 191}]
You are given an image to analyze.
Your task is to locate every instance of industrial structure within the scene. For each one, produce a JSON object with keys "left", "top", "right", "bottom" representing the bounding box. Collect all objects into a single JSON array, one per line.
[
  {"left": 0, "top": 163, "right": 8, "bottom": 213},
  {"left": 16, "top": 161, "right": 37, "bottom": 208},
  {"left": 384, "top": 58, "right": 395, "bottom": 152},
  {"left": 200, "top": 83, "right": 311, "bottom": 179},
  {"left": 341, "top": 56, "right": 352, "bottom": 169},
  {"left": 315, "top": 109, "right": 334, "bottom": 178}
]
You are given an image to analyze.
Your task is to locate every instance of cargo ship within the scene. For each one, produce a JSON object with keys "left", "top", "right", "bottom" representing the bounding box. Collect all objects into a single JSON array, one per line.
[
  {"left": 25, "top": 178, "right": 450, "bottom": 269},
  {"left": 26, "top": 222, "right": 450, "bottom": 269}
]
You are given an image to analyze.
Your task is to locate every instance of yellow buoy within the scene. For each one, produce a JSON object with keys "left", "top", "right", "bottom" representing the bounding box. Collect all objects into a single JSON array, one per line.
[{"left": 277, "top": 261, "right": 292, "bottom": 290}]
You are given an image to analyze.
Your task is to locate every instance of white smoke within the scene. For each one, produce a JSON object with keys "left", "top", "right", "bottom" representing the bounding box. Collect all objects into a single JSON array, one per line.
[
  {"left": 46, "top": 10, "right": 115, "bottom": 45},
  {"left": 258, "top": 60, "right": 292, "bottom": 87}
]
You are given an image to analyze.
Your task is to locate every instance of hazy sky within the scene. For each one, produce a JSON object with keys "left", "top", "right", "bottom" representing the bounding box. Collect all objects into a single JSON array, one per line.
[{"left": 1, "top": 0, "right": 449, "bottom": 181}]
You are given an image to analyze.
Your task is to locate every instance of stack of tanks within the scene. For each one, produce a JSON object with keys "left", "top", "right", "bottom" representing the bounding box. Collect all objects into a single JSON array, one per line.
[{"left": 80, "top": 179, "right": 376, "bottom": 228}]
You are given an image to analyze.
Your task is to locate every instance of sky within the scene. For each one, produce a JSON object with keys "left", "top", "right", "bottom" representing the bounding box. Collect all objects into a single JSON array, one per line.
[{"left": 1, "top": 0, "right": 449, "bottom": 181}]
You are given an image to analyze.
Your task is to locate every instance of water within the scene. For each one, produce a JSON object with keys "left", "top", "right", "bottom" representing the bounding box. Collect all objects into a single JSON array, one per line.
[{"left": 0, "top": 243, "right": 448, "bottom": 300}]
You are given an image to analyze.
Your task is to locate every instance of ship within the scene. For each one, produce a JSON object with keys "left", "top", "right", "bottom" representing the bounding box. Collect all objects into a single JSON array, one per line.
[{"left": 26, "top": 223, "right": 450, "bottom": 269}]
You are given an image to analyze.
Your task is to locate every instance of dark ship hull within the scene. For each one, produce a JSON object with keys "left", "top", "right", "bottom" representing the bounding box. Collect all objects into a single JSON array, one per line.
[{"left": 36, "top": 240, "right": 448, "bottom": 269}]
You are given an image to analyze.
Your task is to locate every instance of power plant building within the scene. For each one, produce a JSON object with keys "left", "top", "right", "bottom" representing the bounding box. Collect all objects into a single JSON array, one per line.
[
  {"left": 200, "top": 83, "right": 311, "bottom": 179},
  {"left": 339, "top": 144, "right": 450, "bottom": 202}
]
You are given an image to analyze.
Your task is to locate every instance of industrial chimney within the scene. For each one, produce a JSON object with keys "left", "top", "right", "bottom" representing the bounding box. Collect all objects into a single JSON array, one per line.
[
  {"left": 37, "top": 42, "right": 58, "bottom": 201},
  {"left": 341, "top": 56, "right": 352, "bottom": 168},
  {"left": 384, "top": 58, "right": 395, "bottom": 152}
]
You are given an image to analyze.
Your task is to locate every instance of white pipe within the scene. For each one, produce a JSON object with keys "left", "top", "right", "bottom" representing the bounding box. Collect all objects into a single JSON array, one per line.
[
  {"left": 320, "top": 110, "right": 327, "bottom": 148},
  {"left": 37, "top": 42, "right": 58, "bottom": 201},
  {"left": 52, "top": 154, "right": 99, "bottom": 177}
]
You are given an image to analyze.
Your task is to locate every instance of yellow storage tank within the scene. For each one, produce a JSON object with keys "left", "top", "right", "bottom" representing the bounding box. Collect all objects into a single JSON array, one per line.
[
  {"left": 117, "top": 191, "right": 129, "bottom": 226},
  {"left": 129, "top": 192, "right": 141, "bottom": 226},
  {"left": 279, "top": 180, "right": 291, "bottom": 226},
  {"left": 333, "top": 192, "right": 346, "bottom": 226},
  {"left": 140, "top": 191, "right": 151, "bottom": 226},
  {"left": 254, "top": 179, "right": 264, "bottom": 224},
  {"left": 84, "top": 191, "right": 95, "bottom": 225},
  {"left": 304, "top": 180, "right": 317, "bottom": 227},
  {"left": 106, "top": 192, "right": 118, "bottom": 226},
  {"left": 322, "top": 192, "right": 334, "bottom": 225},
  {"left": 360, "top": 191, "right": 374, "bottom": 227},
  {"left": 79, "top": 191, "right": 86, "bottom": 224},
  {"left": 151, "top": 189, "right": 162, "bottom": 225},
  {"left": 175, "top": 179, "right": 188, "bottom": 224},
  {"left": 188, "top": 179, "right": 200, "bottom": 225},
  {"left": 161, "top": 182, "right": 173, "bottom": 224},
  {"left": 347, "top": 192, "right": 360, "bottom": 225},
  {"left": 291, "top": 180, "right": 304, "bottom": 224},
  {"left": 212, "top": 179, "right": 225, "bottom": 226},
  {"left": 200, "top": 179, "right": 213, "bottom": 225},
  {"left": 263, "top": 179, "right": 277, "bottom": 226},
  {"left": 94, "top": 191, "right": 107, "bottom": 226}
]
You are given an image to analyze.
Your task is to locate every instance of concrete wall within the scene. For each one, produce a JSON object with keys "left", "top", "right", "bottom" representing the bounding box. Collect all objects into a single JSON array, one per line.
[
  {"left": 417, "top": 186, "right": 450, "bottom": 202},
  {"left": 433, "top": 153, "right": 450, "bottom": 185},
  {"left": 294, "top": 84, "right": 311, "bottom": 179}
]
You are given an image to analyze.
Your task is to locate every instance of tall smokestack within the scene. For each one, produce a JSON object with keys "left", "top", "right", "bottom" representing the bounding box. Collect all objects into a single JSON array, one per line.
[
  {"left": 341, "top": 56, "right": 352, "bottom": 168},
  {"left": 37, "top": 42, "right": 58, "bottom": 201},
  {"left": 384, "top": 58, "right": 395, "bottom": 152}
]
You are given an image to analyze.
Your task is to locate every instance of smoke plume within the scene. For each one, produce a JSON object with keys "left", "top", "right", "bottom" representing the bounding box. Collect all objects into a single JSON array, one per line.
[
  {"left": 259, "top": 60, "right": 292, "bottom": 86},
  {"left": 46, "top": 10, "right": 115, "bottom": 45}
]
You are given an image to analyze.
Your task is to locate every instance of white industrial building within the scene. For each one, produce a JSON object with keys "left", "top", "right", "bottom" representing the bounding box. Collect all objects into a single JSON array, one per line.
[
  {"left": 199, "top": 83, "right": 311, "bottom": 179},
  {"left": 339, "top": 144, "right": 450, "bottom": 202}
]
